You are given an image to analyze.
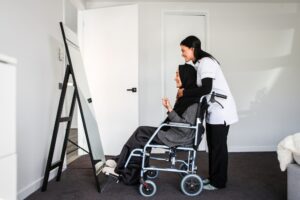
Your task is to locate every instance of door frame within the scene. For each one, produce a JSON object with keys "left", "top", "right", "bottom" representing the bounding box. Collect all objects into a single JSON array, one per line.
[
  {"left": 161, "top": 10, "right": 210, "bottom": 151},
  {"left": 161, "top": 10, "right": 210, "bottom": 117},
  {"left": 62, "top": 0, "right": 86, "bottom": 157}
]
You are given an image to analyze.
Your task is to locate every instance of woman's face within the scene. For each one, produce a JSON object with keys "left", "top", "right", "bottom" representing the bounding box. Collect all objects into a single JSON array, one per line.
[
  {"left": 180, "top": 45, "right": 195, "bottom": 62},
  {"left": 174, "top": 69, "right": 182, "bottom": 88}
]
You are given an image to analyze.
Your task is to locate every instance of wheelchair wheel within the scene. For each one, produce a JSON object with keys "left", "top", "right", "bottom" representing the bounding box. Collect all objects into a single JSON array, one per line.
[
  {"left": 180, "top": 174, "right": 203, "bottom": 196},
  {"left": 139, "top": 180, "right": 157, "bottom": 197},
  {"left": 146, "top": 168, "right": 159, "bottom": 179}
]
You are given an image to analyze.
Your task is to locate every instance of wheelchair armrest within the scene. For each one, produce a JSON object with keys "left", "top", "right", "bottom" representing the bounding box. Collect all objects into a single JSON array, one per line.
[
  {"left": 144, "top": 123, "right": 196, "bottom": 149},
  {"left": 166, "top": 122, "right": 192, "bottom": 127}
]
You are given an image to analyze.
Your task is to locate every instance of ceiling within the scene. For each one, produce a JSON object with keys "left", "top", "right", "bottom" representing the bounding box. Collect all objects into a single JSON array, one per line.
[{"left": 84, "top": 0, "right": 299, "bottom": 3}]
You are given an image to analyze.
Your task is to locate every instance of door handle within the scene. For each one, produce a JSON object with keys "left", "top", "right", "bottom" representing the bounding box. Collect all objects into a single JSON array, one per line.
[{"left": 126, "top": 87, "right": 137, "bottom": 93}]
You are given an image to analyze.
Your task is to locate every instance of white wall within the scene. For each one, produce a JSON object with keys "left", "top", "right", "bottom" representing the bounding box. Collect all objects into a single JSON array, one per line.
[
  {"left": 64, "top": 0, "right": 78, "bottom": 33},
  {"left": 88, "top": 2, "right": 300, "bottom": 152},
  {"left": 0, "top": 0, "right": 63, "bottom": 199}
]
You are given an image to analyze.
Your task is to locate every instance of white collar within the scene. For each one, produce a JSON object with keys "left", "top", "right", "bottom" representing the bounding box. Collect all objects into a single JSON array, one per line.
[{"left": 186, "top": 60, "right": 195, "bottom": 66}]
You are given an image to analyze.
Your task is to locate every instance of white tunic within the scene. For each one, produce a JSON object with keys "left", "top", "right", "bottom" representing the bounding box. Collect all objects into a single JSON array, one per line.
[{"left": 190, "top": 58, "right": 239, "bottom": 125}]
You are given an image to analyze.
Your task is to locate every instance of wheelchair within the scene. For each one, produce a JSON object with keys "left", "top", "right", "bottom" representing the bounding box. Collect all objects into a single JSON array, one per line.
[
  {"left": 124, "top": 92, "right": 226, "bottom": 197},
  {"left": 119, "top": 94, "right": 201, "bottom": 197}
]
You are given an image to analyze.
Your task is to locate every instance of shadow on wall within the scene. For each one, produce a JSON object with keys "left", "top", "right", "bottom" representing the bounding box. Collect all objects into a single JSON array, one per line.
[{"left": 222, "top": 4, "right": 300, "bottom": 149}]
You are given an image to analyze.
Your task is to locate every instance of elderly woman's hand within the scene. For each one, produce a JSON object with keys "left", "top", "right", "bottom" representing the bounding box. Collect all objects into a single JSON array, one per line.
[{"left": 162, "top": 98, "right": 173, "bottom": 112}]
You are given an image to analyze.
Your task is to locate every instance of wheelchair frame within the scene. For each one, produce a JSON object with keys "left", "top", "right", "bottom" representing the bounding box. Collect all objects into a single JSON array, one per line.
[
  {"left": 124, "top": 96, "right": 208, "bottom": 197},
  {"left": 125, "top": 121, "right": 201, "bottom": 174}
]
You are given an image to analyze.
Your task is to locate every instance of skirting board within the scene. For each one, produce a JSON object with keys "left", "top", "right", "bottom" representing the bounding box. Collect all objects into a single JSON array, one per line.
[
  {"left": 228, "top": 145, "right": 276, "bottom": 152},
  {"left": 17, "top": 167, "right": 66, "bottom": 200}
]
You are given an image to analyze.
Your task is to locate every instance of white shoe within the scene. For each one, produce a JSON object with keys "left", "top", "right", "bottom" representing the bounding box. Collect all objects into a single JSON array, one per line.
[
  {"left": 202, "top": 178, "right": 210, "bottom": 185},
  {"left": 102, "top": 166, "right": 119, "bottom": 177},
  {"left": 105, "top": 159, "right": 117, "bottom": 168},
  {"left": 203, "top": 184, "right": 218, "bottom": 190},
  {"left": 95, "top": 161, "right": 105, "bottom": 176}
]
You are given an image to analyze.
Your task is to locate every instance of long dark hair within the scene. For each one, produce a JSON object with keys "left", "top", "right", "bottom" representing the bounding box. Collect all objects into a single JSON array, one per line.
[{"left": 180, "top": 35, "right": 219, "bottom": 64}]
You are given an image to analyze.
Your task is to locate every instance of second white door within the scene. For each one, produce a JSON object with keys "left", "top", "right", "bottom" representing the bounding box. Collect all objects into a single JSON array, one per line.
[{"left": 163, "top": 12, "right": 207, "bottom": 150}]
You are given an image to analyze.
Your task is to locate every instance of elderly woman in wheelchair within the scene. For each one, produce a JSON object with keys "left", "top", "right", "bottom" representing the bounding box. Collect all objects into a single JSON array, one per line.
[{"left": 102, "top": 64, "right": 210, "bottom": 197}]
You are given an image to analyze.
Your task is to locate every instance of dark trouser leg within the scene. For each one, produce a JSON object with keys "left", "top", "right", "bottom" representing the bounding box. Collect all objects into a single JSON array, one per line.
[
  {"left": 206, "top": 124, "right": 213, "bottom": 182},
  {"left": 206, "top": 123, "right": 230, "bottom": 188},
  {"left": 115, "top": 126, "right": 162, "bottom": 172}
]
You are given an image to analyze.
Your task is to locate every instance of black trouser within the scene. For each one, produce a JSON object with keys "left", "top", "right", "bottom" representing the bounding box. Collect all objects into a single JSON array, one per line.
[
  {"left": 206, "top": 123, "right": 230, "bottom": 188},
  {"left": 114, "top": 126, "right": 163, "bottom": 185}
]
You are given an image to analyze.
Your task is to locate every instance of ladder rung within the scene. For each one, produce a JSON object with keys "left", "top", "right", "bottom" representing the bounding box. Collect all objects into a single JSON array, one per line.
[
  {"left": 50, "top": 161, "right": 62, "bottom": 170},
  {"left": 59, "top": 117, "right": 71, "bottom": 122}
]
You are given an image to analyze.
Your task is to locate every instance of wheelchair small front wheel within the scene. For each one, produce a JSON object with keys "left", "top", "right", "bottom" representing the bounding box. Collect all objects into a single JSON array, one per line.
[
  {"left": 179, "top": 163, "right": 188, "bottom": 177},
  {"left": 180, "top": 174, "right": 203, "bottom": 196},
  {"left": 139, "top": 180, "right": 157, "bottom": 197}
]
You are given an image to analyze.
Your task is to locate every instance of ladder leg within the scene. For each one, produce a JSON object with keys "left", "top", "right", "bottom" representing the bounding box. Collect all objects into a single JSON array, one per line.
[
  {"left": 56, "top": 90, "right": 77, "bottom": 181},
  {"left": 41, "top": 65, "right": 71, "bottom": 191}
]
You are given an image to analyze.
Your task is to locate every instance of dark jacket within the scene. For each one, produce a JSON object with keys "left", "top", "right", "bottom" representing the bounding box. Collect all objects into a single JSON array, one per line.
[{"left": 158, "top": 103, "right": 198, "bottom": 147}]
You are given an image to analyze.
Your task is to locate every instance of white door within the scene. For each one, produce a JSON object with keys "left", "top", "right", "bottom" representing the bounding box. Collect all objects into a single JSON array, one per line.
[
  {"left": 163, "top": 12, "right": 207, "bottom": 150},
  {"left": 79, "top": 5, "right": 139, "bottom": 156}
]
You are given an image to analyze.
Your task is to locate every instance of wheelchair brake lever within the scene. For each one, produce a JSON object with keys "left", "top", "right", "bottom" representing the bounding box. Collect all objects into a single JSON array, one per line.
[{"left": 209, "top": 93, "right": 224, "bottom": 109}]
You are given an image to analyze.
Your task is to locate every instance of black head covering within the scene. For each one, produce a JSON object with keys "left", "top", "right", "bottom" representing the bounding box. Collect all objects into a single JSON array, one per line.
[
  {"left": 162, "top": 64, "right": 199, "bottom": 129},
  {"left": 172, "top": 64, "right": 199, "bottom": 117}
]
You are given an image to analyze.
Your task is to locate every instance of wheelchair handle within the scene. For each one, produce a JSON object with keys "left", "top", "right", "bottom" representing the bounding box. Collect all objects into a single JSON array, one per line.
[
  {"left": 212, "top": 91, "right": 227, "bottom": 99},
  {"left": 208, "top": 92, "right": 227, "bottom": 109}
]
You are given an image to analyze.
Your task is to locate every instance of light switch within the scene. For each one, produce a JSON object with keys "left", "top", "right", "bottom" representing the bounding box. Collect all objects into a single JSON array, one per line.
[{"left": 58, "top": 47, "right": 65, "bottom": 61}]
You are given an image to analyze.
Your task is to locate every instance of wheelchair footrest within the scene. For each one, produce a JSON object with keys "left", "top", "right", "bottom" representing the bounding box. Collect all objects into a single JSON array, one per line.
[{"left": 125, "top": 148, "right": 146, "bottom": 168}]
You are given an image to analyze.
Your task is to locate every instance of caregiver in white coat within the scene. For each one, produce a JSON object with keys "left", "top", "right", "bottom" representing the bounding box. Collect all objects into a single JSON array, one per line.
[{"left": 177, "top": 35, "right": 238, "bottom": 190}]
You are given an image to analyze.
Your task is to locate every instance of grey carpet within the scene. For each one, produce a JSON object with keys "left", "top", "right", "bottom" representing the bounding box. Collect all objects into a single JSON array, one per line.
[{"left": 26, "top": 152, "right": 286, "bottom": 200}]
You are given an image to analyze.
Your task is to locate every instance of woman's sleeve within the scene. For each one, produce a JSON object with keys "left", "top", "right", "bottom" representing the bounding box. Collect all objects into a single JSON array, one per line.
[
  {"left": 183, "top": 78, "right": 212, "bottom": 97},
  {"left": 167, "top": 104, "right": 198, "bottom": 125}
]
